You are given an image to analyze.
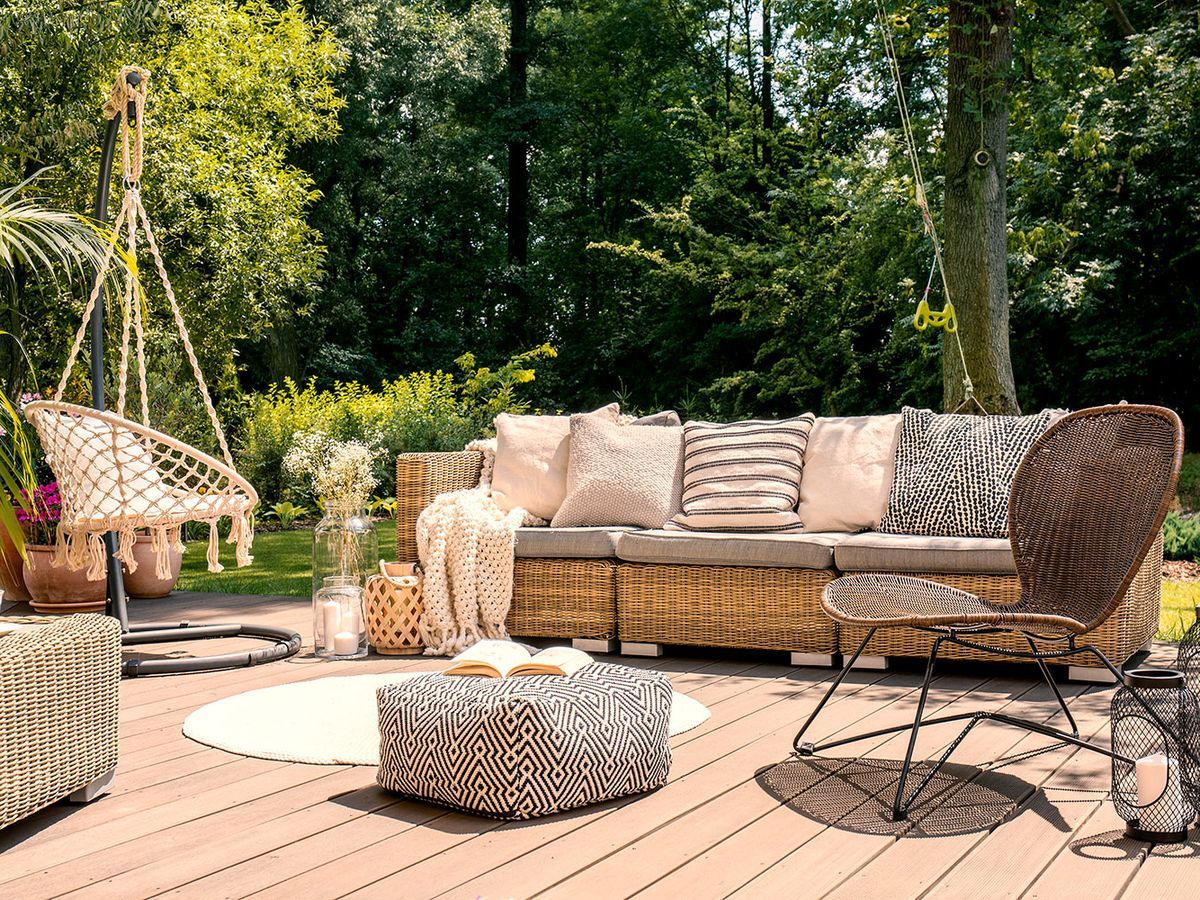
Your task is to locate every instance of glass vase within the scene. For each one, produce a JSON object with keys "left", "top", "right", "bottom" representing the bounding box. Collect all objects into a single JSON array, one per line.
[{"left": 312, "top": 501, "right": 378, "bottom": 659}]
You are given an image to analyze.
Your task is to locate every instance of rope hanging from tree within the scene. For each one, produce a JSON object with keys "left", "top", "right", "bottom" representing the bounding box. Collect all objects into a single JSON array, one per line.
[
  {"left": 874, "top": 0, "right": 987, "bottom": 414},
  {"left": 24, "top": 66, "right": 258, "bottom": 581}
]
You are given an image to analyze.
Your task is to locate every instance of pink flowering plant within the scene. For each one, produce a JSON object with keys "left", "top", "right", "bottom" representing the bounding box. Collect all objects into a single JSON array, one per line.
[{"left": 15, "top": 482, "right": 62, "bottom": 546}]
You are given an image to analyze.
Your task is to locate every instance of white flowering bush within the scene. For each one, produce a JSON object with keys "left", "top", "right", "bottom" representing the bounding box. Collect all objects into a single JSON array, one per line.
[{"left": 283, "top": 431, "right": 380, "bottom": 509}]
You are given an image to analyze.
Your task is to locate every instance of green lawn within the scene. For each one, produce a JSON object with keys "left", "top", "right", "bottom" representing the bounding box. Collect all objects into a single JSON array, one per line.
[
  {"left": 177, "top": 521, "right": 396, "bottom": 597},
  {"left": 1158, "top": 579, "right": 1200, "bottom": 642}
]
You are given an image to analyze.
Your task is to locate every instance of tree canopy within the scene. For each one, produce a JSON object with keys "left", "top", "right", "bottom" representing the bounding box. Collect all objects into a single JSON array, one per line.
[{"left": 1, "top": 0, "right": 1196, "bottom": 438}]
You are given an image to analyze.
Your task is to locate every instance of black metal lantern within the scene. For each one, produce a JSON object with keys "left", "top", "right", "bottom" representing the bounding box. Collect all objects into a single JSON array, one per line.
[
  {"left": 1178, "top": 607, "right": 1200, "bottom": 700},
  {"left": 1110, "top": 668, "right": 1200, "bottom": 843}
]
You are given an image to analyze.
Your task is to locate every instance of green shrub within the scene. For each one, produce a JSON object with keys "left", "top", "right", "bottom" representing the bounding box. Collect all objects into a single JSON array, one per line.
[
  {"left": 238, "top": 345, "right": 554, "bottom": 504},
  {"left": 1163, "top": 511, "right": 1200, "bottom": 562}
]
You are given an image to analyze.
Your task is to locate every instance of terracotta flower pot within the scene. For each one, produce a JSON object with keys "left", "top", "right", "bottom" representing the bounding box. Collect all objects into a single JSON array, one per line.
[
  {"left": 22, "top": 544, "right": 107, "bottom": 614},
  {"left": 0, "top": 526, "right": 31, "bottom": 604},
  {"left": 122, "top": 533, "right": 183, "bottom": 599}
]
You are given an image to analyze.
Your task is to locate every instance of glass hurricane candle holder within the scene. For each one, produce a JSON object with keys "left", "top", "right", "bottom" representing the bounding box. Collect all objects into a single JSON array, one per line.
[{"left": 313, "top": 575, "right": 367, "bottom": 659}]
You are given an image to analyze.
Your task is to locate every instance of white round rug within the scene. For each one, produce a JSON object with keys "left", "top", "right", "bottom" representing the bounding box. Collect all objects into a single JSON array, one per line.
[{"left": 183, "top": 673, "right": 711, "bottom": 765}]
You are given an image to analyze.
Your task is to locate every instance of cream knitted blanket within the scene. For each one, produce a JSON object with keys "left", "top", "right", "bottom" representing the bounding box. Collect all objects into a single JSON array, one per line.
[{"left": 415, "top": 440, "right": 544, "bottom": 656}]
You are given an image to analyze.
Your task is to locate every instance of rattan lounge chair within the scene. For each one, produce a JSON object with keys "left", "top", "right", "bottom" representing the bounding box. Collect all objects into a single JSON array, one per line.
[{"left": 792, "top": 404, "right": 1186, "bottom": 821}]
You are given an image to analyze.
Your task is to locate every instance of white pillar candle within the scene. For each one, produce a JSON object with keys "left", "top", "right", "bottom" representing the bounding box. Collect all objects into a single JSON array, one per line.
[
  {"left": 332, "top": 630, "right": 359, "bottom": 656},
  {"left": 322, "top": 600, "right": 342, "bottom": 650},
  {"left": 1136, "top": 753, "right": 1185, "bottom": 833},
  {"left": 341, "top": 606, "right": 361, "bottom": 638}
]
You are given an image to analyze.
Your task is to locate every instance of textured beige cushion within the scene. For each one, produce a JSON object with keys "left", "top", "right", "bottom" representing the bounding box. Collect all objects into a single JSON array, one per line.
[
  {"left": 551, "top": 417, "right": 684, "bottom": 529},
  {"left": 514, "top": 526, "right": 632, "bottom": 559},
  {"left": 491, "top": 404, "right": 620, "bottom": 520},
  {"left": 833, "top": 532, "right": 1016, "bottom": 575},
  {"left": 666, "top": 415, "right": 815, "bottom": 533},
  {"left": 617, "top": 529, "right": 845, "bottom": 569},
  {"left": 798, "top": 414, "right": 901, "bottom": 533}
]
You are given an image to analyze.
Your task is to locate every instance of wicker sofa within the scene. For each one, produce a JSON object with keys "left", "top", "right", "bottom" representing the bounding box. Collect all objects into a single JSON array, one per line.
[
  {"left": 0, "top": 614, "right": 121, "bottom": 830},
  {"left": 395, "top": 452, "right": 1161, "bottom": 680}
]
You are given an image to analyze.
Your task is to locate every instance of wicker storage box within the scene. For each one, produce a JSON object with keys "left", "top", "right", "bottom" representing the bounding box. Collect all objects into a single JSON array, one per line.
[
  {"left": 376, "top": 664, "right": 672, "bottom": 819},
  {"left": 510, "top": 558, "right": 616, "bottom": 640},
  {"left": 618, "top": 563, "right": 838, "bottom": 653},
  {"left": 837, "top": 535, "right": 1163, "bottom": 668},
  {"left": 0, "top": 614, "right": 121, "bottom": 829}
]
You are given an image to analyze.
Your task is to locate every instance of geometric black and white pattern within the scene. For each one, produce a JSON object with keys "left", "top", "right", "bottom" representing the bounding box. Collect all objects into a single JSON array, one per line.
[
  {"left": 879, "top": 406, "right": 1058, "bottom": 539},
  {"left": 376, "top": 663, "right": 673, "bottom": 820}
]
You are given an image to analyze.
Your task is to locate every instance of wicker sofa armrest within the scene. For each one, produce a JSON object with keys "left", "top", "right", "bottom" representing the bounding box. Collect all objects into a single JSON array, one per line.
[
  {"left": 395, "top": 451, "right": 484, "bottom": 561},
  {"left": 0, "top": 614, "right": 120, "bottom": 828}
]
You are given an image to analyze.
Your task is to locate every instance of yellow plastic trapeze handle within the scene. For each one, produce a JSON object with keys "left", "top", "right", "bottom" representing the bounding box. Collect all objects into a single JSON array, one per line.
[{"left": 913, "top": 298, "right": 958, "bottom": 333}]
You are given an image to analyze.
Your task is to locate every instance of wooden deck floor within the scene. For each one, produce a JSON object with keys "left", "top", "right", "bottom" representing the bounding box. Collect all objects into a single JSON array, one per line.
[{"left": 1, "top": 592, "right": 1195, "bottom": 899}]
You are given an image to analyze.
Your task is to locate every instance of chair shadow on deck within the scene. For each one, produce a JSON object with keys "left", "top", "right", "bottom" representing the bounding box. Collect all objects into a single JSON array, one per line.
[{"left": 757, "top": 756, "right": 1061, "bottom": 838}]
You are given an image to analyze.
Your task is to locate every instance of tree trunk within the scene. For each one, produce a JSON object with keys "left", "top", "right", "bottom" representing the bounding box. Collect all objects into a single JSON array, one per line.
[
  {"left": 264, "top": 313, "right": 302, "bottom": 386},
  {"left": 507, "top": 0, "right": 530, "bottom": 269},
  {"left": 761, "top": 0, "right": 774, "bottom": 168},
  {"left": 942, "top": 0, "right": 1019, "bottom": 414}
]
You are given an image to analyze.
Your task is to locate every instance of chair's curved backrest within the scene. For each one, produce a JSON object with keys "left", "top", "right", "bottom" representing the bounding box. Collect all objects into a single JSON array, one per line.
[{"left": 1009, "top": 404, "right": 1182, "bottom": 632}]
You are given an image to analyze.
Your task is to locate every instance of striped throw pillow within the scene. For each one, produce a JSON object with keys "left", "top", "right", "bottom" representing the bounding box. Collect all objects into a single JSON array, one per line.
[{"left": 665, "top": 415, "right": 816, "bottom": 533}]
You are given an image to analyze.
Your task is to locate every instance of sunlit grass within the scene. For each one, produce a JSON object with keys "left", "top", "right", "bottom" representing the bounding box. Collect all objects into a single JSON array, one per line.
[
  {"left": 177, "top": 520, "right": 396, "bottom": 597},
  {"left": 1157, "top": 580, "right": 1199, "bottom": 642}
]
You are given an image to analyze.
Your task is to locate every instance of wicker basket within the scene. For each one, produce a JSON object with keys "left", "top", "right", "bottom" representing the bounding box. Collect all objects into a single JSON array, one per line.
[
  {"left": 365, "top": 562, "right": 424, "bottom": 656},
  {"left": 0, "top": 614, "right": 120, "bottom": 829},
  {"left": 618, "top": 563, "right": 838, "bottom": 653},
  {"left": 837, "top": 534, "right": 1163, "bottom": 668}
]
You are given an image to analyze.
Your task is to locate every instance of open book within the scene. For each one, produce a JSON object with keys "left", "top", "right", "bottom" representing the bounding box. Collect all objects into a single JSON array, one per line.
[{"left": 444, "top": 640, "right": 594, "bottom": 679}]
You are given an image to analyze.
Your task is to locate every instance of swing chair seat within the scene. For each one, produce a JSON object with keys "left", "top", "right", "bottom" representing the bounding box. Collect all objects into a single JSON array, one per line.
[{"left": 24, "top": 401, "right": 257, "bottom": 580}]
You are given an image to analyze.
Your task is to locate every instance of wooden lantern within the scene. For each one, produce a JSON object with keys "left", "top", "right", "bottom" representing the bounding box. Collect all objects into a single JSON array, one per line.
[{"left": 365, "top": 561, "right": 424, "bottom": 656}]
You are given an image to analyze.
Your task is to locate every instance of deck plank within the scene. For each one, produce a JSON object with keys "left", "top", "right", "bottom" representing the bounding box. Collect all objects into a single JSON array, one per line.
[{"left": 1, "top": 594, "right": 1190, "bottom": 899}]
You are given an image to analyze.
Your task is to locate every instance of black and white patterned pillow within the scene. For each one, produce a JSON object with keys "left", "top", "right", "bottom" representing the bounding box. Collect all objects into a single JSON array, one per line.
[{"left": 879, "top": 407, "right": 1058, "bottom": 538}]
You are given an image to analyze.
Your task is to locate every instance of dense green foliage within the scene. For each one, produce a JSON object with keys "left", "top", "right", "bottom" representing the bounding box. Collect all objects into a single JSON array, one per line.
[
  {"left": 0, "top": 0, "right": 341, "bottom": 399},
  {"left": 1164, "top": 511, "right": 1200, "bottom": 563},
  {"left": 238, "top": 345, "right": 551, "bottom": 505},
  {"left": 2, "top": 1, "right": 1197, "bottom": 438}
]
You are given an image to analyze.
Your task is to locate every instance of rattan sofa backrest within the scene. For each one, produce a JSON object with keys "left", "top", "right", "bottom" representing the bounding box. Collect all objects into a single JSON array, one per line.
[{"left": 1008, "top": 404, "right": 1182, "bottom": 632}]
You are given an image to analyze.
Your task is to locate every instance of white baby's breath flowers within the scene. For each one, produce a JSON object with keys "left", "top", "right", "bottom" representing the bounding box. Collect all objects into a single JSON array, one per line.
[{"left": 283, "top": 431, "right": 380, "bottom": 508}]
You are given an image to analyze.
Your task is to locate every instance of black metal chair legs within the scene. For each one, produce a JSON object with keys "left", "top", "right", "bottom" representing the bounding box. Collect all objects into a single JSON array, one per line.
[{"left": 791, "top": 630, "right": 1158, "bottom": 821}]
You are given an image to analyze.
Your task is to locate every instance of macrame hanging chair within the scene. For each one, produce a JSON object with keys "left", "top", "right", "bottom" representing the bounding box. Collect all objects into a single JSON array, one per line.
[{"left": 24, "top": 67, "right": 257, "bottom": 584}]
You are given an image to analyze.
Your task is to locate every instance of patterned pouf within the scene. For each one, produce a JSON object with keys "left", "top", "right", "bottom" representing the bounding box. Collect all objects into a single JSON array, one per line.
[{"left": 376, "top": 663, "right": 673, "bottom": 819}]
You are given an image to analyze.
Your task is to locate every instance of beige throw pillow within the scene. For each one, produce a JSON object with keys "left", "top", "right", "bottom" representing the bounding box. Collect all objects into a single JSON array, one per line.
[
  {"left": 665, "top": 415, "right": 816, "bottom": 533},
  {"left": 798, "top": 414, "right": 901, "bottom": 533},
  {"left": 552, "top": 417, "right": 684, "bottom": 529},
  {"left": 491, "top": 404, "right": 620, "bottom": 520}
]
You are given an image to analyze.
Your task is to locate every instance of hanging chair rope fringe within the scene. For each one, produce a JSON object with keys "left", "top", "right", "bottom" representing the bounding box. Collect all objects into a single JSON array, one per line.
[{"left": 26, "top": 65, "right": 257, "bottom": 581}]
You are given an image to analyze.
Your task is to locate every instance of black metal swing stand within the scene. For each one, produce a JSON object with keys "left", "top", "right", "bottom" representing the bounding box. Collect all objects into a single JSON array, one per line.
[{"left": 90, "top": 70, "right": 300, "bottom": 677}]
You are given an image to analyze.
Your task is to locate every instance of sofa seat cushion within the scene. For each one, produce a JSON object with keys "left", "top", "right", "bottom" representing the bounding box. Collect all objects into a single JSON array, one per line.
[
  {"left": 514, "top": 526, "right": 632, "bottom": 559},
  {"left": 834, "top": 532, "right": 1016, "bottom": 575},
  {"left": 616, "top": 529, "right": 846, "bottom": 569}
]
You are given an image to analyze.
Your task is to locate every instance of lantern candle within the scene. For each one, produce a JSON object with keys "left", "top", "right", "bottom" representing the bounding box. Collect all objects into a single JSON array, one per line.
[
  {"left": 321, "top": 599, "right": 342, "bottom": 651},
  {"left": 332, "top": 631, "right": 359, "bottom": 656},
  {"left": 1136, "top": 754, "right": 1185, "bottom": 834}
]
